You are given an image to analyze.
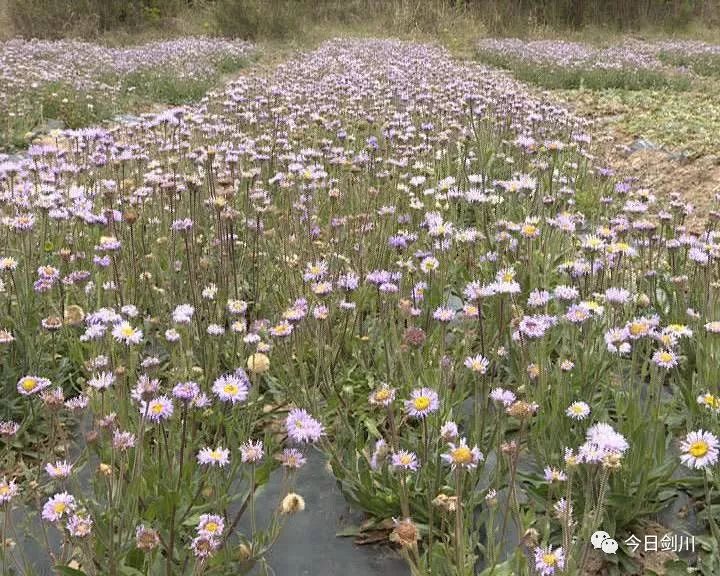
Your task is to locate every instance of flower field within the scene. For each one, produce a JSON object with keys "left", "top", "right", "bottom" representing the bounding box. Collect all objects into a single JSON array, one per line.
[
  {"left": 475, "top": 38, "right": 720, "bottom": 90},
  {"left": 0, "top": 37, "right": 255, "bottom": 150},
  {"left": 1, "top": 36, "right": 720, "bottom": 576}
]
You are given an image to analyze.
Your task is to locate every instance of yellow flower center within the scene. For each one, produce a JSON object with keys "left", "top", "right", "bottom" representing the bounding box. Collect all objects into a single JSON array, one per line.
[
  {"left": 53, "top": 502, "right": 67, "bottom": 515},
  {"left": 151, "top": 403, "right": 164, "bottom": 415},
  {"left": 452, "top": 446, "right": 472, "bottom": 464},
  {"left": 542, "top": 553, "right": 557, "bottom": 566},
  {"left": 223, "top": 383, "right": 238, "bottom": 395},
  {"left": 205, "top": 522, "right": 218, "bottom": 533},
  {"left": 21, "top": 378, "right": 37, "bottom": 391},
  {"left": 210, "top": 450, "right": 222, "bottom": 460},
  {"left": 629, "top": 323, "right": 647, "bottom": 336},
  {"left": 0, "top": 486, "right": 9, "bottom": 496},
  {"left": 501, "top": 272, "right": 514, "bottom": 282},
  {"left": 658, "top": 352, "right": 673, "bottom": 363},
  {"left": 375, "top": 389, "right": 390, "bottom": 401},
  {"left": 400, "top": 454, "right": 412, "bottom": 466},
  {"left": 705, "top": 395, "right": 720, "bottom": 409},
  {"left": 413, "top": 396, "right": 430, "bottom": 411},
  {"left": 522, "top": 225, "right": 536, "bottom": 236},
  {"left": 121, "top": 326, "right": 135, "bottom": 338},
  {"left": 690, "top": 440, "right": 709, "bottom": 458}
]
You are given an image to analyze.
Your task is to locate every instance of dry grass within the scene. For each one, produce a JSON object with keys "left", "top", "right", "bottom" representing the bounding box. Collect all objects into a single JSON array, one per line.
[{"left": 0, "top": 0, "right": 11, "bottom": 40}]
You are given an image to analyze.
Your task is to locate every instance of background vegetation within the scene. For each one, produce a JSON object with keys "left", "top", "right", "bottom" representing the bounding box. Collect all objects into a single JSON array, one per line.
[{"left": 2, "top": 0, "right": 719, "bottom": 43}]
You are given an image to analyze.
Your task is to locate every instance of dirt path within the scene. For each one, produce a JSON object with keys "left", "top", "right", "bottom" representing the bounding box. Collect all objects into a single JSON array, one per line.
[{"left": 545, "top": 87, "right": 720, "bottom": 230}]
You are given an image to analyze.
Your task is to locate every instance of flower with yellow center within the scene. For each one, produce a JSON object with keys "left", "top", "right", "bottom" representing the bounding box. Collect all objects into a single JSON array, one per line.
[
  {"left": 17, "top": 375, "right": 50, "bottom": 396},
  {"left": 112, "top": 321, "right": 143, "bottom": 345},
  {"left": 451, "top": 446, "right": 472, "bottom": 465},
  {"left": 628, "top": 321, "right": 649, "bottom": 338},
  {"left": 521, "top": 224, "right": 537, "bottom": 237},
  {"left": 198, "top": 446, "right": 230, "bottom": 467},
  {"left": 197, "top": 514, "right": 224, "bottom": 537},
  {"left": 680, "top": 430, "right": 719, "bottom": 469},
  {"left": 369, "top": 384, "right": 396, "bottom": 407},
  {"left": 42, "top": 492, "right": 75, "bottom": 521},
  {"left": 534, "top": 546, "right": 565, "bottom": 574},
  {"left": 405, "top": 387, "right": 439, "bottom": 418},
  {"left": 414, "top": 397, "right": 429, "bottom": 410},
  {"left": 0, "top": 478, "right": 17, "bottom": 504},
  {"left": 21, "top": 378, "right": 37, "bottom": 391},
  {"left": 698, "top": 393, "right": 720, "bottom": 412},
  {"left": 443, "top": 438, "right": 483, "bottom": 469}
]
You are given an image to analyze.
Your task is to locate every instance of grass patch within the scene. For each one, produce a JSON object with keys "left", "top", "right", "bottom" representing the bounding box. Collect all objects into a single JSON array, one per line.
[
  {"left": 558, "top": 87, "right": 720, "bottom": 158},
  {"left": 658, "top": 51, "right": 720, "bottom": 77},
  {"left": 37, "top": 82, "right": 115, "bottom": 127},
  {"left": 1, "top": 82, "right": 117, "bottom": 149},
  {"left": 114, "top": 56, "right": 254, "bottom": 106},
  {"left": 118, "top": 71, "right": 214, "bottom": 105}
]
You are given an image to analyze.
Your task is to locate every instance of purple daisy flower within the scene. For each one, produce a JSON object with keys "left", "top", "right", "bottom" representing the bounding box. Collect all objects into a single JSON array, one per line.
[
  {"left": 404, "top": 387, "right": 439, "bottom": 419},
  {"left": 285, "top": 408, "right": 324, "bottom": 443}
]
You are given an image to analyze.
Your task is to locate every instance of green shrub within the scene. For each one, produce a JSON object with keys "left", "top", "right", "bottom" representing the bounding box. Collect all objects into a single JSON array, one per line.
[
  {"left": 7, "top": 0, "right": 186, "bottom": 38},
  {"left": 213, "top": 0, "right": 301, "bottom": 40}
]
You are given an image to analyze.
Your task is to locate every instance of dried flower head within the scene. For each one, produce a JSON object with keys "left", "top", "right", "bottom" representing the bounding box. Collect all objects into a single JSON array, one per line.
[{"left": 281, "top": 492, "right": 306, "bottom": 514}]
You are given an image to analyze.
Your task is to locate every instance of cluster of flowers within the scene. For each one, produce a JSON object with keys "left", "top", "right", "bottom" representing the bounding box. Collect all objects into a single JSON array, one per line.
[
  {"left": 476, "top": 37, "right": 720, "bottom": 75},
  {"left": 0, "top": 36, "right": 254, "bottom": 96},
  {"left": 476, "top": 38, "right": 665, "bottom": 71},
  {"left": 0, "top": 36, "right": 254, "bottom": 146},
  {"left": 1, "top": 37, "right": 720, "bottom": 574}
]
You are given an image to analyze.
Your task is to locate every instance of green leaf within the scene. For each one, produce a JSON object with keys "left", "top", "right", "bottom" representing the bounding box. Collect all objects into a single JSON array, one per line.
[
  {"left": 364, "top": 417, "right": 381, "bottom": 439},
  {"left": 477, "top": 560, "right": 513, "bottom": 576},
  {"left": 119, "top": 565, "right": 145, "bottom": 576},
  {"left": 55, "top": 567, "right": 88, "bottom": 576}
]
